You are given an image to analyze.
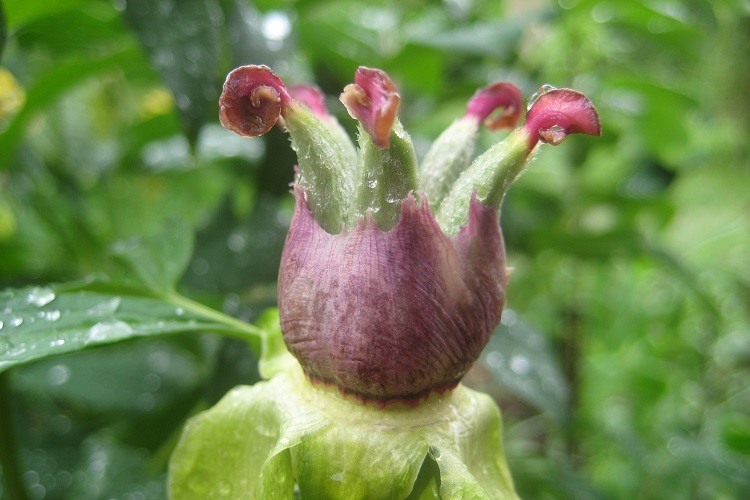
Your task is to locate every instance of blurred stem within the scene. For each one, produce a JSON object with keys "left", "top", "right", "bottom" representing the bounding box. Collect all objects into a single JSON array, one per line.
[
  {"left": 561, "top": 307, "right": 582, "bottom": 462},
  {"left": 0, "top": 372, "right": 29, "bottom": 500},
  {"left": 166, "top": 292, "right": 262, "bottom": 353}
]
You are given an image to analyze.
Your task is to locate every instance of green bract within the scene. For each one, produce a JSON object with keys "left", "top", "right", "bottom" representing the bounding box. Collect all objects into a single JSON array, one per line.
[{"left": 169, "top": 363, "right": 518, "bottom": 499}]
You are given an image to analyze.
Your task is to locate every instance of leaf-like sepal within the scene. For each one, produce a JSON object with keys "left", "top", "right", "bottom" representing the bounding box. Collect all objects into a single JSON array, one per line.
[{"left": 169, "top": 362, "right": 518, "bottom": 499}]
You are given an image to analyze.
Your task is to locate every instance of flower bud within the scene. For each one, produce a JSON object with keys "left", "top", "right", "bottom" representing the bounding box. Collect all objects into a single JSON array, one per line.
[
  {"left": 279, "top": 185, "right": 507, "bottom": 401},
  {"left": 421, "top": 82, "right": 522, "bottom": 210},
  {"left": 219, "top": 67, "right": 600, "bottom": 404}
]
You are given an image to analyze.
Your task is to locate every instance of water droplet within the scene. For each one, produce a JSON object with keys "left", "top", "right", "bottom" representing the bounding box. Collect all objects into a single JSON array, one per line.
[
  {"left": 88, "top": 321, "right": 133, "bottom": 342},
  {"left": 485, "top": 351, "right": 504, "bottom": 369},
  {"left": 47, "top": 364, "right": 70, "bottom": 385},
  {"left": 510, "top": 355, "right": 531, "bottom": 375},
  {"left": 44, "top": 310, "right": 61, "bottom": 322},
  {"left": 51, "top": 414, "right": 72, "bottom": 435},
  {"left": 192, "top": 258, "right": 209, "bottom": 276},
  {"left": 500, "top": 308, "right": 517, "bottom": 326},
  {"left": 227, "top": 232, "right": 246, "bottom": 252},
  {"left": 87, "top": 297, "right": 121, "bottom": 316},
  {"left": 527, "top": 84, "right": 557, "bottom": 110},
  {"left": 330, "top": 471, "right": 344, "bottom": 482},
  {"left": 136, "top": 393, "right": 156, "bottom": 411},
  {"left": 26, "top": 287, "right": 56, "bottom": 307},
  {"left": 10, "top": 317, "right": 23, "bottom": 327},
  {"left": 50, "top": 339, "right": 65, "bottom": 348},
  {"left": 217, "top": 481, "right": 231, "bottom": 497},
  {"left": 429, "top": 446, "right": 442, "bottom": 460},
  {"left": 175, "top": 307, "right": 185, "bottom": 316},
  {"left": 0, "top": 320, "right": 4, "bottom": 330},
  {"left": 28, "top": 483, "right": 46, "bottom": 499},
  {"left": 142, "top": 373, "right": 161, "bottom": 392},
  {"left": 148, "top": 350, "right": 171, "bottom": 373},
  {"left": 367, "top": 179, "right": 378, "bottom": 189},
  {"left": 175, "top": 93, "right": 191, "bottom": 110}
]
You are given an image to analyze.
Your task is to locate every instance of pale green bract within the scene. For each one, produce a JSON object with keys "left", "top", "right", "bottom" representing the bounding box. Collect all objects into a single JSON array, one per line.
[{"left": 169, "top": 335, "right": 519, "bottom": 499}]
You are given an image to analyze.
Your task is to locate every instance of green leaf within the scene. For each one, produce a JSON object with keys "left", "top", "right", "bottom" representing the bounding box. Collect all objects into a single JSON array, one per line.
[
  {"left": 0, "top": 48, "right": 142, "bottom": 169},
  {"left": 13, "top": 5, "right": 129, "bottom": 57},
  {"left": 406, "top": 20, "right": 524, "bottom": 57},
  {"left": 479, "top": 320, "right": 571, "bottom": 425},
  {"left": 110, "top": 218, "right": 194, "bottom": 294},
  {"left": 0, "top": 284, "right": 258, "bottom": 373},
  {"left": 122, "top": 0, "right": 222, "bottom": 145}
]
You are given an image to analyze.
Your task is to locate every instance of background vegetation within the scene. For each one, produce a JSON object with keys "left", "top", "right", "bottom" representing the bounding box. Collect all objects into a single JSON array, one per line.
[{"left": 1, "top": 0, "right": 748, "bottom": 498}]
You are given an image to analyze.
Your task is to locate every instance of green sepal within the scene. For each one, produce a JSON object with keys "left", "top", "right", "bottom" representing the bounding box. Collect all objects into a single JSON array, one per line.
[
  {"left": 169, "top": 363, "right": 518, "bottom": 499},
  {"left": 256, "top": 308, "right": 296, "bottom": 380},
  {"left": 284, "top": 103, "right": 357, "bottom": 234},
  {"left": 420, "top": 118, "right": 481, "bottom": 210},
  {"left": 352, "top": 120, "right": 419, "bottom": 230},
  {"left": 437, "top": 129, "right": 531, "bottom": 236}
]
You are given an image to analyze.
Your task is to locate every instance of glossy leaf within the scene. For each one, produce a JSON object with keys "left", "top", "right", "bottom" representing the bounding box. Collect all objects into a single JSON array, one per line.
[
  {"left": 0, "top": 285, "right": 257, "bottom": 373},
  {"left": 122, "top": 0, "right": 222, "bottom": 145}
]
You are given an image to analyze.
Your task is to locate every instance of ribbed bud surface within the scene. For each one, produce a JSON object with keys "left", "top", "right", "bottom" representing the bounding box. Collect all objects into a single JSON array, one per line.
[{"left": 279, "top": 186, "right": 508, "bottom": 401}]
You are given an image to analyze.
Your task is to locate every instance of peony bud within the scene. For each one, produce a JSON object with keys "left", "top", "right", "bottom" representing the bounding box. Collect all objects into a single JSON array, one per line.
[{"left": 219, "top": 67, "right": 599, "bottom": 404}]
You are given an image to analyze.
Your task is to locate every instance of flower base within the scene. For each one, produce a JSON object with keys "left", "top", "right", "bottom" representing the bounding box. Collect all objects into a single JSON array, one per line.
[{"left": 169, "top": 362, "right": 518, "bottom": 499}]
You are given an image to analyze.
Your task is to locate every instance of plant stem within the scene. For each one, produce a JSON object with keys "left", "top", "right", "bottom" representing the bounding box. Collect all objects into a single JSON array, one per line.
[
  {"left": 0, "top": 371, "right": 29, "bottom": 500},
  {"left": 166, "top": 293, "right": 263, "bottom": 353}
]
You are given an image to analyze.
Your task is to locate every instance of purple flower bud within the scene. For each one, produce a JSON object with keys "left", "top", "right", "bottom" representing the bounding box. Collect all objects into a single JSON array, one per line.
[
  {"left": 465, "top": 82, "right": 523, "bottom": 130},
  {"left": 523, "top": 86, "right": 601, "bottom": 150},
  {"left": 278, "top": 186, "right": 508, "bottom": 403},
  {"left": 290, "top": 84, "right": 330, "bottom": 118},
  {"left": 339, "top": 67, "right": 400, "bottom": 148},
  {"left": 219, "top": 65, "right": 291, "bottom": 137},
  {"left": 218, "top": 64, "right": 600, "bottom": 406}
]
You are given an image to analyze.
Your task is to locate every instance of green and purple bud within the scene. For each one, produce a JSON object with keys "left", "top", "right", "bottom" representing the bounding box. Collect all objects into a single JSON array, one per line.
[
  {"left": 421, "top": 82, "right": 523, "bottom": 210},
  {"left": 219, "top": 67, "right": 600, "bottom": 404}
]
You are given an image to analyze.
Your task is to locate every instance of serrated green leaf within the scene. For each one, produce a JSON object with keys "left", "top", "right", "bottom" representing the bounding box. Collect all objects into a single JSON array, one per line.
[
  {"left": 110, "top": 218, "right": 194, "bottom": 294},
  {"left": 0, "top": 284, "right": 257, "bottom": 373},
  {"left": 122, "top": 0, "right": 221, "bottom": 145}
]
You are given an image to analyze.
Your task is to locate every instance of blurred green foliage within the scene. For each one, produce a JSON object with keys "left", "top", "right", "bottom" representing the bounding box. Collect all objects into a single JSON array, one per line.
[{"left": 0, "top": 0, "right": 749, "bottom": 498}]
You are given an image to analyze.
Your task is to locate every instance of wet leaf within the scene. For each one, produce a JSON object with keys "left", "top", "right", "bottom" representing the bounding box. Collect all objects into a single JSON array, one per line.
[
  {"left": 0, "top": 284, "right": 253, "bottom": 373},
  {"left": 122, "top": 0, "right": 222, "bottom": 145}
]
